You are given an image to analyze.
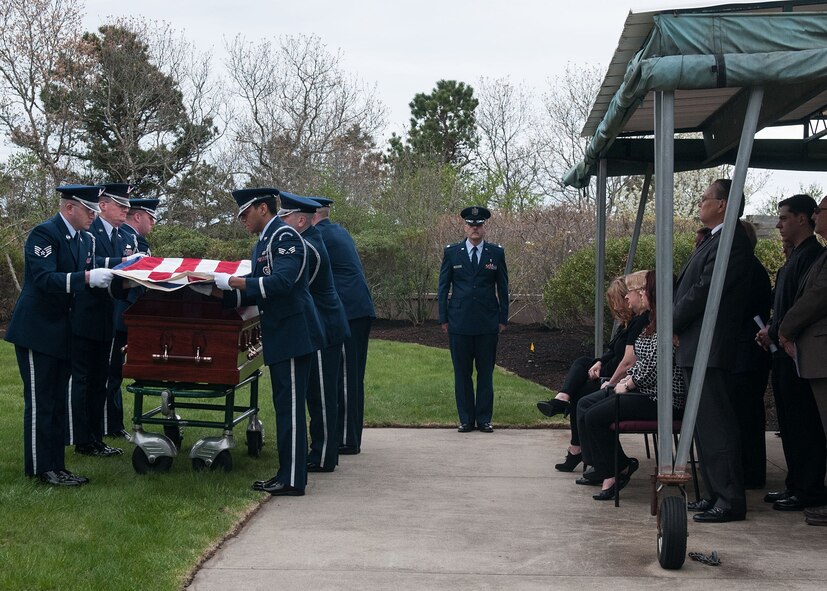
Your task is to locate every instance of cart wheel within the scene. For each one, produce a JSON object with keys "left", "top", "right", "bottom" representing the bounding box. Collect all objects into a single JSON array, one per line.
[
  {"left": 246, "top": 430, "right": 263, "bottom": 457},
  {"left": 163, "top": 425, "right": 183, "bottom": 450},
  {"left": 211, "top": 450, "right": 233, "bottom": 472},
  {"left": 657, "top": 495, "right": 687, "bottom": 570},
  {"left": 132, "top": 447, "right": 173, "bottom": 474},
  {"left": 191, "top": 458, "right": 207, "bottom": 472}
]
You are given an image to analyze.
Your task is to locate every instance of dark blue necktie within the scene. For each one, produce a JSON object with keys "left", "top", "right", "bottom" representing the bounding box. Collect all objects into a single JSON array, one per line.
[{"left": 471, "top": 245, "right": 479, "bottom": 268}]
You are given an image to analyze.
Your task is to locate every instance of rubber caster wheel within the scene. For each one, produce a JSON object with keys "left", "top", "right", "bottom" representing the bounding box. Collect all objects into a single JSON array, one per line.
[
  {"left": 657, "top": 495, "right": 687, "bottom": 569},
  {"left": 132, "top": 447, "right": 173, "bottom": 474},
  {"left": 192, "top": 450, "right": 233, "bottom": 472},
  {"left": 163, "top": 425, "right": 183, "bottom": 450},
  {"left": 246, "top": 430, "right": 263, "bottom": 457}
]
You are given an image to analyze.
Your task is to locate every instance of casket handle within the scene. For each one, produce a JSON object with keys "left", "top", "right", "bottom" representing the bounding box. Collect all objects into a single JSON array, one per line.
[
  {"left": 246, "top": 343, "right": 263, "bottom": 360},
  {"left": 152, "top": 345, "right": 213, "bottom": 364}
]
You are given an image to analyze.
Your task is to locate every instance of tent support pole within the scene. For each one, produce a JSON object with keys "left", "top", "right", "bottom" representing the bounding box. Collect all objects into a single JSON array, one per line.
[{"left": 594, "top": 158, "right": 608, "bottom": 357}]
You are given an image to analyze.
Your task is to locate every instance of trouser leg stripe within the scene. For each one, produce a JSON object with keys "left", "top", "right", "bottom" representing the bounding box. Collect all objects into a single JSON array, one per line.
[
  {"left": 290, "top": 357, "right": 297, "bottom": 487},
  {"left": 103, "top": 337, "right": 115, "bottom": 435},
  {"left": 341, "top": 343, "right": 348, "bottom": 445},
  {"left": 28, "top": 350, "right": 38, "bottom": 475},
  {"left": 67, "top": 375, "right": 74, "bottom": 445},
  {"left": 317, "top": 349, "right": 327, "bottom": 467}
]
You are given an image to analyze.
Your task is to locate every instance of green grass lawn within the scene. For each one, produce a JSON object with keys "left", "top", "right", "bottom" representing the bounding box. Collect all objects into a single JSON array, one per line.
[{"left": 0, "top": 339, "right": 560, "bottom": 590}]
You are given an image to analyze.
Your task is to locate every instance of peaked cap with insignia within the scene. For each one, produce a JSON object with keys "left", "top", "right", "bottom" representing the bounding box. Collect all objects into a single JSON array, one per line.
[{"left": 56, "top": 184, "right": 104, "bottom": 213}]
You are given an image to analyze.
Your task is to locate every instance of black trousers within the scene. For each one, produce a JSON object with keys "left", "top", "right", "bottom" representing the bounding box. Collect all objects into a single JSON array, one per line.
[
  {"left": 683, "top": 366, "right": 746, "bottom": 516},
  {"left": 307, "top": 343, "right": 342, "bottom": 469},
  {"left": 774, "top": 356, "right": 826, "bottom": 504},
  {"left": 67, "top": 336, "right": 111, "bottom": 446},
  {"left": 560, "top": 356, "right": 602, "bottom": 446},
  {"left": 770, "top": 355, "right": 793, "bottom": 491},
  {"left": 449, "top": 332, "right": 498, "bottom": 428},
  {"left": 337, "top": 316, "right": 372, "bottom": 450},
  {"left": 104, "top": 330, "right": 128, "bottom": 434},
  {"left": 730, "top": 366, "right": 770, "bottom": 488},
  {"left": 270, "top": 354, "right": 311, "bottom": 490},
  {"left": 17, "top": 346, "right": 70, "bottom": 476}
]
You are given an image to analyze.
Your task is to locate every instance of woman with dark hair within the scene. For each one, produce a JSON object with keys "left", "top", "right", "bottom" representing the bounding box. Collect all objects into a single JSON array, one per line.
[
  {"left": 576, "top": 270, "right": 687, "bottom": 500},
  {"left": 537, "top": 275, "right": 649, "bottom": 472}
]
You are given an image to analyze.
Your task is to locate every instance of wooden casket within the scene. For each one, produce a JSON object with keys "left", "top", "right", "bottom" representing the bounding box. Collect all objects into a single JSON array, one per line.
[{"left": 122, "top": 289, "right": 263, "bottom": 385}]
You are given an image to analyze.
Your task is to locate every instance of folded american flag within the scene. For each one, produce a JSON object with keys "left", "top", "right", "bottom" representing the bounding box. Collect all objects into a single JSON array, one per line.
[{"left": 112, "top": 256, "right": 251, "bottom": 291}]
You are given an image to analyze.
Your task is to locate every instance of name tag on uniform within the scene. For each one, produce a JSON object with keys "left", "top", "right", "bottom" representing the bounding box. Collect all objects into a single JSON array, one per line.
[{"left": 453, "top": 264, "right": 463, "bottom": 269}]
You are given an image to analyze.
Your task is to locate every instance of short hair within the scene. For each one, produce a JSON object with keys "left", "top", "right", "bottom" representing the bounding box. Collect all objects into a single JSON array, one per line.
[
  {"left": 779, "top": 193, "right": 817, "bottom": 228},
  {"left": 740, "top": 220, "right": 758, "bottom": 250},
  {"left": 259, "top": 197, "right": 279, "bottom": 215},
  {"left": 606, "top": 276, "right": 632, "bottom": 326},
  {"left": 711, "top": 178, "right": 745, "bottom": 218}
]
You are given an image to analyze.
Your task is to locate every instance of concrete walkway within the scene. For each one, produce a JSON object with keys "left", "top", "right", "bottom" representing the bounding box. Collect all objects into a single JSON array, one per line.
[{"left": 188, "top": 429, "right": 827, "bottom": 590}]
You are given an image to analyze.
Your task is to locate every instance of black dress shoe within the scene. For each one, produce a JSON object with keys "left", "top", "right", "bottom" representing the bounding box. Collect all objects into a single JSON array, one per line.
[
  {"left": 773, "top": 495, "right": 805, "bottom": 511},
  {"left": 261, "top": 479, "right": 305, "bottom": 496},
  {"left": 536, "top": 398, "right": 570, "bottom": 418},
  {"left": 97, "top": 442, "right": 123, "bottom": 456},
  {"left": 575, "top": 467, "right": 601, "bottom": 486},
  {"left": 37, "top": 470, "right": 82, "bottom": 487},
  {"left": 58, "top": 469, "right": 89, "bottom": 485},
  {"left": 764, "top": 489, "right": 792, "bottom": 503},
  {"left": 554, "top": 451, "right": 583, "bottom": 472},
  {"left": 687, "top": 498, "right": 714, "bottom": 512},
  {"left": 593, "top": 484, "right": 618, "bottom": 501},
  {"left": 478, "top": 423, "right": 494, "bottom": 433},
  {"left": 338, "top": 445, "right": 360, "bottom": 455},
  {"left": 307, "top": 462, "right": 335, "bottom": 473},
  {"left": 457, "top": 424, "right": 474, "bottom": 433},
  {"left": 692, "top": 507, "right": 744, "bottom": 523}
]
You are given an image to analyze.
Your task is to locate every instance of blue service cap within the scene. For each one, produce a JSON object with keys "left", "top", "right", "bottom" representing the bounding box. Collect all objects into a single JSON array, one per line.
[
  {"left": 129, "top": 198, "right": 160, "bottom": 219},
  {"left": 461, "top": 205, "right": 491, "bottom": 226},
  {"left": 56, "top": 184, "right": 104, "bottom": 213},
  {"left": 309, "top": 196, "right": 334, "bottom": 207},
  {"left": 101, "top": 183, "right": 134, "bottom": 207},
  {"left": 278, "top": 192, "right": 322, "bottom": 215},
  {"left": 232, "top": 187, "right": 280, "bottom": 217}
]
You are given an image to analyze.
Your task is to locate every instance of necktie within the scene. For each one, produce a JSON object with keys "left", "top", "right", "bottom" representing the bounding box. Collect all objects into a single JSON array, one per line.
[
  {"left": 110, "top": 228, "right": 118, "bottom": 250},
  {"left": 471, "top": 245, "right": 479, "bottom": 268},
  {"left": 76, "top": 233, "right": 83, "bottom": 261}
]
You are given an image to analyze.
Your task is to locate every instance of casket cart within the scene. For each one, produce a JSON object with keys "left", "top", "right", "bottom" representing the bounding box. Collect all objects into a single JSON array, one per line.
[{"left": 122, "top": 288, "right": 265, "bottom": 473}]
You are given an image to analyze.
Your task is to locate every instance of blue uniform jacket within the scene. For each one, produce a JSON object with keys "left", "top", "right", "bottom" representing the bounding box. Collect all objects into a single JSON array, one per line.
[
  {"left": 224, "top": 217, "right": 324, "bottom": 365},
  {"left": 113, "top": 222, "right": 149, "bottom": 333},
  {"left": 437, "top": 240, "right": 509, "bottom": 335},
  {"left": 302, "top": 225, "right": 350, "bottom": 348},
  {"left": 5, "top": 214, "right": 93, "bottom": 359},
  {"left": 314, "top": 218, "right": 375, "bottom": 321}
]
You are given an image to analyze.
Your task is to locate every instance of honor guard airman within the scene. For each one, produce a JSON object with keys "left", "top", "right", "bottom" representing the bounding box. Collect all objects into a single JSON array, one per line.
[
  {"left": 311, "top": 197, "right": 375, "bottom": 455},
  {"left": 105, "top": 195, "right": 159, "bottom": 437},
  {"left": 279, "top": 193, "right": 350, "bottom": 472},
  {"left": 5, "top": 185, "right": 114, "bottom": 485},
  {"left": 210, "top": 188, "right": 324, "bottom": 496},
  {"left": 437, "top": 206, "right": 509, "bottom": 433}
]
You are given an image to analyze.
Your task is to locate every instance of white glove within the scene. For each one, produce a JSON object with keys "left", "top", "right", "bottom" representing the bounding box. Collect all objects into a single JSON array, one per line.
[
  {"left": 213, "top": 272, "right": 233, "bottom": 291},
  {"left": 89, "top": 268, "right": 114, "bottom": 288},
  {"left": 124, "top": 252, "right": 147, "bottom": 263},
  {"left": 189, "top": 283, "right": 213, "bottom": 296}
]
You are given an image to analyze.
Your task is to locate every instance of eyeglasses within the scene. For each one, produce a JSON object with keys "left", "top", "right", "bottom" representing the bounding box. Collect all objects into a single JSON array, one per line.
[{"left": 697, "top": 197, "right": 723, "bottom": 206}]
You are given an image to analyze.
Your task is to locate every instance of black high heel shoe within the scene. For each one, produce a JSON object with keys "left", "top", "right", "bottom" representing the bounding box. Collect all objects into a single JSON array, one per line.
[
  {"left": 536, "top": 398, "right": 570, "bottom": 418},
  {"left": 554, "top": 451, "right": 583, "bottom": 472}
]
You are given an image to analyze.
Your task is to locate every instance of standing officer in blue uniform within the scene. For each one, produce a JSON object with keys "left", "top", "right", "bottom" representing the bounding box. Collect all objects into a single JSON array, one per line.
[
  {"left": 105, "top": 196, "right": 159, "bottom": 437},
  {"left": 5, "top": 185, "right": 114, "bottom": 485},
  {"left": 210, "top": 188, "right": 324, "bottom": 496},
  {"left": 279, "top": 193, "right": 350, "bottom": 472},
  {"left": 312, "top": 198, "right": 375, "bottom": 455},
  {"left": 437, "top": 206, "right": 509, "bottom": 433},
  {"left": 68, "top": 183, "right": 137, "bottom": 457}
]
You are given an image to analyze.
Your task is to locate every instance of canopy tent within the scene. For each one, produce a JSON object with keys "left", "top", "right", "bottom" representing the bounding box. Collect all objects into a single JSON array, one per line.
[{"left": 562, "top": 0, "right": 827, "bottom": 569}]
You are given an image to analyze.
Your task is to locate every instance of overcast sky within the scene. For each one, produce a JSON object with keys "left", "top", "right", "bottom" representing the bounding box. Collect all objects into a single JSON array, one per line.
[{"left": 81, "top": 0, "right": 825, "bottom": 208}]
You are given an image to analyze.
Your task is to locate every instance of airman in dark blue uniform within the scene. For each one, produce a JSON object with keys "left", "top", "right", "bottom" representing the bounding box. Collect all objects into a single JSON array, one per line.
[
  {"left": 212, "top": 188, "right": 324, "bottom": 496},
  {"left": 312, "top": 198, "right": 375, "bottom": 455},
  {"left": 437, "top": 206, "right": 509, "bottom": 433},
  {"left": 105, "top": 196, "right": 159, "bottom": 437},
  {"left": 5, "top": 185, "right": 114, "bottom": 485},
  {"left": 68, "top": 183, "right": 137, "bottom": 457},
  {"left": 279, "top": 193, "right": 350, "bottom": 472}
]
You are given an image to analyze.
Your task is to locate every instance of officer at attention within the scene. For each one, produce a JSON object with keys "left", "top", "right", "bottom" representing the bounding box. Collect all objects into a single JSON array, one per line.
[
  {"left": 210, "top": 188, "right": 324, "bottom": 496},
  {"left": 278, "top": 193, "right": 350, "bottom": 473},
  {"left": 312, "top": 198, "right": 375, "bottom": 455},
  {"left": 68, "top": 182, "right": 137, "bottom": 457},
  {"left": 437, "top": 206, "right": 509, "bottom": 433},
  {"left": 105, "top": 196, "right": 159, "bottom": 438},
  {"left": 5, "top": 185, "right": 114, "bottom": 486}
]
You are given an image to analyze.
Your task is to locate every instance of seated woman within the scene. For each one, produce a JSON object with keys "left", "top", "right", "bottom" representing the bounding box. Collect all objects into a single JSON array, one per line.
[
  {"left": 537, "top": 275, "right": 649, "bottom": 473},
  {"left": 576, "top": 269, "right": 686, "bottom": 501}
]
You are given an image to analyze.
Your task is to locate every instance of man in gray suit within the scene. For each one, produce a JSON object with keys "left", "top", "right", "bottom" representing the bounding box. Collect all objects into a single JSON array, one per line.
[{"left": 674, "top": 179, "right": 749, "bottom": 523}]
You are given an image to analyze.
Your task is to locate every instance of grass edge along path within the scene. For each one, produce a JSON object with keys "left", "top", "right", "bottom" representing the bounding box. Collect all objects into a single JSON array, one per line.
[{"left": 0, "top": 339, "right": 562, "bottom": 590}]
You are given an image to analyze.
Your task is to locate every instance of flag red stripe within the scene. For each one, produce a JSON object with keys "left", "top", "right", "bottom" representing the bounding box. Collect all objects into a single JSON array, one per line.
[{"left": 215, "top": 260, "right": 239, "bottom": 273}]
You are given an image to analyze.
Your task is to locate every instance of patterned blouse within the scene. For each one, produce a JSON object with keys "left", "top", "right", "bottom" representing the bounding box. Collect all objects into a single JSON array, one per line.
[{"left": 627, "top": 332, "right": 687, "bottom": 409}]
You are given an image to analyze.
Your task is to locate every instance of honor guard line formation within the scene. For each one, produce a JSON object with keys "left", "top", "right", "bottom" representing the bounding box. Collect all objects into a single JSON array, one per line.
[{"left": 7, "top": 181, "right": 827, "bottom": 527}]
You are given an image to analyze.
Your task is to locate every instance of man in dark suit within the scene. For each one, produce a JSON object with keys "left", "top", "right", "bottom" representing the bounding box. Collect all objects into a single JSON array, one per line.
[
  {"left": 68, "top": 183, "right": 137, "bottom": 457},
  {"left": 211, "top": 188, "right": 324, "bottom": 496},
  {"left": 437, "top": 206, "right": 509, "bottom": 433},
  {"left": 5, "top": 185, "right": 113, "bottom": 485},
  {"left": 756, "top": 194, "right": 825, "bottom": 511},
  {"left": 279, "top": 193, "right": 350, "bottom": 472},
  {"left": 312, "top": 198, "right": 375, "bottom": 455},
  {"left": 105, "top": 195, "right": 159, "bottom": 438},
  {"left": 674, "top": 179, "right": 749, "bottom": 523}
]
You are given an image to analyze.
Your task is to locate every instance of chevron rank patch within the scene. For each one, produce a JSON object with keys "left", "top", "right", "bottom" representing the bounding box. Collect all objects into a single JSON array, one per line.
[
  {"left": 277, "top": 246, "right": 296, "bottom": 255},
  {"left": 34, "top": 245, "right": 53, "bottom": 258}
]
